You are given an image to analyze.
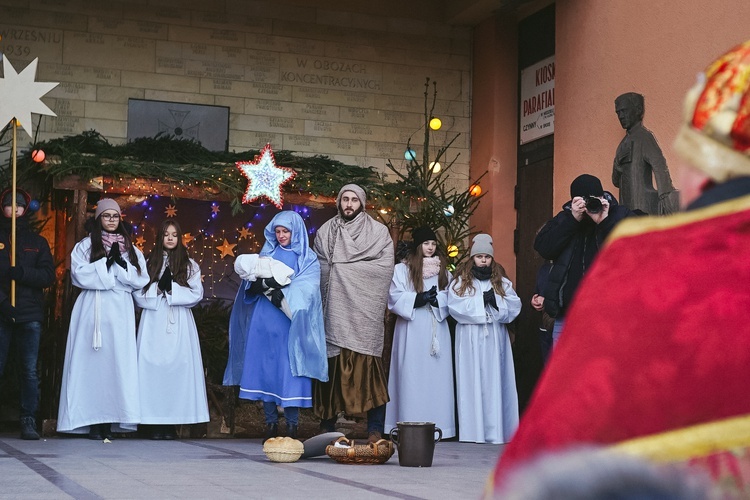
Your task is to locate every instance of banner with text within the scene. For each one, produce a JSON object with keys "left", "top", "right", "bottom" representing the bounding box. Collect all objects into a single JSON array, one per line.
[{"left": 520, "top": 55, "right": 555, "bottom": 145}]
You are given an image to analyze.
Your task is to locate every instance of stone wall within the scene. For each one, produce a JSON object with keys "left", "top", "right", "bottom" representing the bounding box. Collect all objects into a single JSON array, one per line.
[{"left": 1, "top": 0, "right": 473, "bottom": 188}]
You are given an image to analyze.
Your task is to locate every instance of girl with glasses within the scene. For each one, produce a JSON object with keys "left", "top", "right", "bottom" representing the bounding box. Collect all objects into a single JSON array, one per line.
[{"left": 57, "top": 198, "right": 149, "bottom": 440}]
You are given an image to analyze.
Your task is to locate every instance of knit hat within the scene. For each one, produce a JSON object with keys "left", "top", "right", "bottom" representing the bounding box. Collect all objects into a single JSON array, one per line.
[
  {"left": 470, "top": 233, "right": 494, "bottom": 257},
  {"left": 412, "top": 226, "right": 437, "bottom": 247},
  {"left": 674, "top": 39, "right": 750, "bottom": 181},
  {"left": 336, "top": 184, "right": 366, "bottom": 208},
  {"left": 95, "top": 198, "right": 121, "bottom": 219},
  {"left": 1, "top": 190, "right": 29, "bottom": 208},
  {"left": 570, "top": 174, "right": 604, "bottom": 198}
]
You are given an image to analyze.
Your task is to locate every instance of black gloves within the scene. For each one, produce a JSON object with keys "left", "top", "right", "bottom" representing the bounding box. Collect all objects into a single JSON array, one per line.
[
  {"left": 246, "top": 279, "right": 265, "bottom": 297},
  {"left": 158, "top": 266, "right": 172, "bottom": 293},
  {"left": 0, "top": 299, "right": 15, "bottom": 322},
  {"left": 9, "top": 266, "right": 24, "bottom": 281},
  {"left": 262, "top": 277, "right": 284, "bottom": 289},
  {"left": 414, "top": 286, "right": 438, "bottom": 308},
  {"left": 483, "top": 289, "right": 498, "bottom": 310},
  {"left": 108, "top": 243, "right": 127, "bottom": 270},
  {"left": 268, "top": 288, "right": 284, "bottom": 308}
]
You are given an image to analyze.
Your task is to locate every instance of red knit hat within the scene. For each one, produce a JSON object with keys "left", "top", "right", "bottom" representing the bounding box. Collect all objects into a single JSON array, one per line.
[{"left": 674, "top": 40, "right": 750, "bottom": 181}]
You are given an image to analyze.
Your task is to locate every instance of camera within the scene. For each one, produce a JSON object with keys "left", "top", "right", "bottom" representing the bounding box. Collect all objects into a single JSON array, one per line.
[{"left": 583, "top": 196, "right": 603, "bottom": 214}]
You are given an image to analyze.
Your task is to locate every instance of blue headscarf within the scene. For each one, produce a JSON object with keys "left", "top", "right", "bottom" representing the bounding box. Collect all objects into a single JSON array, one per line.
[{"left": 264, "top": 211, "right": 328, "bottom": 381}]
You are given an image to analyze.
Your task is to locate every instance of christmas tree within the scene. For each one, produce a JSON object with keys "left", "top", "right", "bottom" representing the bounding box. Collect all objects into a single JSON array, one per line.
[{"left": 376, "top": 78, "right": 485, "bottom": 268}]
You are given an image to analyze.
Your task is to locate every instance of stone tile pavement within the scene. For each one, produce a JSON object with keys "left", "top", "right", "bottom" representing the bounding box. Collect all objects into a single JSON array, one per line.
[{"left": 0, "top": 434, "right": 503, "bottom": 499}]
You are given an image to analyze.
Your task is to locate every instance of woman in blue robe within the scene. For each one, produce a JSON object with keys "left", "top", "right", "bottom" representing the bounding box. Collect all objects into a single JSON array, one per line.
[{"left": 224, "top": 211, "right": 327, "bottom": 440}]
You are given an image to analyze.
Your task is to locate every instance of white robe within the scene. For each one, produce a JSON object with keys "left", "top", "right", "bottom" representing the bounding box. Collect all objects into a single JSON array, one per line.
[
  {"left": 133, "top": 258, "right": 209, "bottom": 424},
  {"left": 57, "top": 237, "right": 150, "bottom": 433},
  {"left": 385, "top": 264, "right": 456, "bottom": 438},
  {"left": 447, "top": 275, "right": 521, "bottom": 444}
]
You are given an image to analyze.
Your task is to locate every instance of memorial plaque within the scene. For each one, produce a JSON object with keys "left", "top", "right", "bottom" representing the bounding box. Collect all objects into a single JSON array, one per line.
[
  {"left": 122, "top": 71, "right": 199, "bottom": 93},
  {"left": 43, "top": 116, "right": 82, "bottom": 135},
  {"left": 284, "top": 134, "right": 321, "bottom": 153},
  {"left": 89, "top": 17, "right": 167, "bottom": 40},
  {"left": 1, "top": 7, "right": 87, "bottom": 31},
  {"left": 48, "top": 82, "right": 97, "bottom": 101},
  {"left": 186, "top": 60, "right": 245, "bottom": 80},
  {"left": 279, "top": 54, "right": 382, "bottom": 93},
  {"left": 182, "top": 43, "right": 216, "bottom": 62},
  {"left": 217, "top": 46, "right": 245, "bottom": 63},
  {"left": 64, "top": 33, "right": 156, "bottom": 72},
  {"left": 97, "top": 86, "right": 145, "bottom": 104},
  {"left": 0, "top": 24, "right": 64, "bottom": 61},
  {"left": 230, "top": 130, "right": 282, "bottom": 151},
  {"left": 50, "top": 98, "right": 85, "bottom": 117},
  {"left": 127, "top": 99, "right": 230, "bottom": 152},
  {"left": 170, "top": 25, "right": 244, "bottom": 48},
  {"left": 156, "top": 57, "right": 186, "bottom": 75}
]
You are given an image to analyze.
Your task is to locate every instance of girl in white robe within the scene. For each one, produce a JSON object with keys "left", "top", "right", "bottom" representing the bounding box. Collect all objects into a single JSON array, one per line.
[
  {"left": 385, "top": 226, "right": 456, "bottom": 438},
  {"left": 447, "top": 234, "right": 522, "bottom": 444},
  {"left": 57, "top": 199, "right": 149, "bottom": 439},
  {"left": 134, "top": 220, "right": 209, "bottom": 439}
]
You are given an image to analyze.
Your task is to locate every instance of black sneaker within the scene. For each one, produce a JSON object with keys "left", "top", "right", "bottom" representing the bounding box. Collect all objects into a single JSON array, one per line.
[{"left": 368, "top": 431, "right": 382, "bottom": 443}]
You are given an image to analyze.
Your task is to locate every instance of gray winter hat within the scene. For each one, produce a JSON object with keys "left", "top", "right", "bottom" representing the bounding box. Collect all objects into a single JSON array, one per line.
[
  {"left": 95, "top": 198, "right": 121, "bottom": 219},
  {"left": 470, "top": 233, "right": 494, "bottom": 257},
  {"left": 337, "top": 184, "right": 366, "bottom": 208}
]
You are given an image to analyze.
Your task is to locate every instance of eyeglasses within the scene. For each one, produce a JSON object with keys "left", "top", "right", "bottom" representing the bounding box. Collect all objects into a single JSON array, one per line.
[{"left": 101, "top": 213, "right": 120, "bottom": 221}]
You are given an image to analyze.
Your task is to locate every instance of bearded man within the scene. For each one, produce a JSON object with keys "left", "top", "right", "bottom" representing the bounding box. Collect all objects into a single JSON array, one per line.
[{"left": 312, "top": 184, "right": 394, "bottom": 441}]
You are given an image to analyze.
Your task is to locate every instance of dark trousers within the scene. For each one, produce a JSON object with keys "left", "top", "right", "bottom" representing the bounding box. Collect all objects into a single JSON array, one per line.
[
  {"left": 0, "top": 320, "right": 41, "bottom": 419},
  {"left": 263, "top": 401, "right": 299, "bottom": 425}
]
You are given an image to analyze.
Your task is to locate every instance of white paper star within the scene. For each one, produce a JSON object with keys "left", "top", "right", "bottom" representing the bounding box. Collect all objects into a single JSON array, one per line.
[
  {"left": 0, "top": 58, "right": 58, "bottom": 134},
  {"left": 236, "top": 144, "right": 296, "bottom": 209}
]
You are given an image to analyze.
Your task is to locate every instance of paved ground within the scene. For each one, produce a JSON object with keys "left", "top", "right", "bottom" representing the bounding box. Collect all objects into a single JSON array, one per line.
[{"left": 0, "top": 434, "right": 503, "bottom": 499}]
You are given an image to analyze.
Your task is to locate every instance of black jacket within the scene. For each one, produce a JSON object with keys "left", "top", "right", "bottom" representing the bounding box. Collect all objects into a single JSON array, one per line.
[
  {"left": 0, "top": 217, "right": 55, "bottom": 323},
  {"left": 534, "top": 193, "right": 631, "bottom": 318}
]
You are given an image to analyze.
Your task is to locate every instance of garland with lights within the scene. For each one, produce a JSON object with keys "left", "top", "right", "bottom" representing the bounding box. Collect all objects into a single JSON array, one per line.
[{"left": 8, "top": 130, "right": 382, "bottom": 214}]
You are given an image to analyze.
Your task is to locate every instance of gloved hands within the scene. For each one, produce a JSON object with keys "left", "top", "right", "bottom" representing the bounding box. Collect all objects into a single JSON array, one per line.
[
  {"left": 414, "top": 286, "right": 438, "bottom": 308},
  {"left": 268, "top": 288, "right": 284, "bottom": 308},
  {"left": 158, "top": 266, "right": 172, "bottom": 293},
  {"left": 108, "top": 243, "right": 127, "bottom": 270},
  {"left": 246, "top": 279, "right": 266, "bottom": 296},
  {"left": 262, "top": 277, "right": 285, "bottom": 289},
  {"left": 0, "top": 299, "right": 15, "bottom": 322},
  {"left": 428, "top": 286, "right": 439, "bottom": 307},
  {"left": 9, "top": 266, "right": 24, "bottom": 281},
  {"left": 483, "top": 289, "right": 498, "bottom": 310}
]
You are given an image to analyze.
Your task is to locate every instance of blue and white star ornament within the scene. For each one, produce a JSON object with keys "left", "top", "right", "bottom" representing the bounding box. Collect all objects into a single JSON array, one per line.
[
  {"left": 0, "top": 57, "right": 58, "bottom": 134},
  {"left": 236, "top": 144, "right": 296, "bottom": 209}
]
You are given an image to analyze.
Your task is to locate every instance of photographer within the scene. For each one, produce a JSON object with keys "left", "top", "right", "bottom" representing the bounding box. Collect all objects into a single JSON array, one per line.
[{"left": 534, "top": 174, "right": 632, "bottom": 347}]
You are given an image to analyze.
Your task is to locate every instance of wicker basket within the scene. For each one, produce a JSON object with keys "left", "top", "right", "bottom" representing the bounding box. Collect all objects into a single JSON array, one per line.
[
  {"left": 325, "top": 436, "right": 394, "bottom": 465},
  {"left": 263, "top": 437, "right": 304, "bottom": 463}
]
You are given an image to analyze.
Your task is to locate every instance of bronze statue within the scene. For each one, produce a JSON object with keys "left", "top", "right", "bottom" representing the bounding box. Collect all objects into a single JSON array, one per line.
[{"left": 613, "top": 93, "right": 678, "bottom": 215}]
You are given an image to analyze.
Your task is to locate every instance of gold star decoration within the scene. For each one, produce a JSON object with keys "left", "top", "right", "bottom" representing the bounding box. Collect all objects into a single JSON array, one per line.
[
  {"left": 165, "top": 204, "right": 177, "bottom": 217},
  {"left": 135, "top": 235, "right": 146, "bottom": 250},
  {"left": 0, "top": 57, "right": 58, "bottom": 134},
  {"left": 236, "top": 144, "right": 296, "bottom": 209},
  {"left": 182, "top": 233, "right": 194, "bottom": 246},
  {"left": 216, "top": 238, "right": 236, "bottom": 259},
  {"left": 238, "top": 227, "right": 252, "bottom": 240},
  {"left": 211, "top": 205, "right": 220, "bottom": 215}
]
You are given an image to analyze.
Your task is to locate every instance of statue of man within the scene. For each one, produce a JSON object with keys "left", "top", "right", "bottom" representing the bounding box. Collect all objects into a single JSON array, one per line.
[{"left": 612, "top": 92, "right": 678, "bottom": 214}]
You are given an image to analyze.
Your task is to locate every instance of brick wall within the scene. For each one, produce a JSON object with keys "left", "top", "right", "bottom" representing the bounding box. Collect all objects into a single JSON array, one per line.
[{"left": 1, "top": 0, "right": 472, "bottom": 188}]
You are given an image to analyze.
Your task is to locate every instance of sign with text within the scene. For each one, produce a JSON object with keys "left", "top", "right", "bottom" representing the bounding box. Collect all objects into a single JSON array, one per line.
[{"left": 520, "top": 55, "right": 555, "bottom": 145}]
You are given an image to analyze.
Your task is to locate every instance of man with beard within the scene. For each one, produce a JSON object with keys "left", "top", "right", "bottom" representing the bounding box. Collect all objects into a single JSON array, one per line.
[{"left": 312, "top": 184, "right": 394, "bottom": 441}]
